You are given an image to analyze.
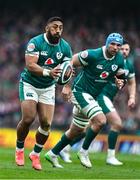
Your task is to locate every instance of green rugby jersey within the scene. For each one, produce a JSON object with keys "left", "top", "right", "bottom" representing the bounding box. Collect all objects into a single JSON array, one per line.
[
  {"left": 102, "top": 58, "right": 135, "bottom": 100},
  {"left": 72, "top": 46, "right": 124, "bottom": 98},
  {"left": 21, "top": 33, "right": 72, "bottom": 88}
]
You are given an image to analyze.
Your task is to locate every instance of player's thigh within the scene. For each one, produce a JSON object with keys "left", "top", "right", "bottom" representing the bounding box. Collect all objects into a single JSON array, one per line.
[
  {"left": 72, "top": 91, "right": 102, "bottom": 117},
  {"left": 106, "top": 111, "right": 122, "bottom": 127},
  {"left": 37, "top": 103, "right": 55, "bottom": 125},
  {"left": 37, "top": 84, "right": 55, "bottom": 125},
  {"left": 72, "top": 91, "right": 103, "bottom": 128},
  {"left": 19, "top": 81, "right": 39, "bottom": 103},
  {"left": 21, "top": 100, "right": 37, "bottom": 122},
  {"left": 72, "top": 105, "right": 89, "bottom": 129},
  {"left": 38, "top": 84, "right": 55, "bottom": 105},
  {"left": 97, "top": 94, "right": 122, "bottom": 126},
  {"left": 19, "top": 81, "right": 38, "bottom": 122}
]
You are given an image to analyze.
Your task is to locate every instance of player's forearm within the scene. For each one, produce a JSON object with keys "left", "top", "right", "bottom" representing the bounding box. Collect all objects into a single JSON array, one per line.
[
  {"left": 71, "top": 53, "right": 82, "bottom": 67},
  {"left": 27, "top": 62, "right": 49, "bottom": 76},
  {"left": 25, "top": 55, "right": 49, "bottom": 76},
  {"left": 127, "top": 78, "right": 136, "bottom": 99}
]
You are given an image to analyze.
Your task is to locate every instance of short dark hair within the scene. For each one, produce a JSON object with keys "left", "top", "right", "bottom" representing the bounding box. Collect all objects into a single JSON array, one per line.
[
  {"left": 123, "top": 40, "right": 129, "bottom": 45},
  {"left": 47, "top": 16, "right": 63, "bottom": 25}
]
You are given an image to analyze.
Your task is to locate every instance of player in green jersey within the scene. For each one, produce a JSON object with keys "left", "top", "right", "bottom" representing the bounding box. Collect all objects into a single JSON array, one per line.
[
  {"left": 59, "top": 41, "right": 136, "bottom": 167},
  {"left": 104, "top": 41, "right": 136, "bottom": 165},
  {"left": 44, "top": 33, "right": 125, "bottom": 168},
  {"left": 76, "top": 41, "right": 136, "bottom": 167},
  {"left": 120, "top": 42, "right": 136, "bottom": 109},
  {"left": 15, "top": 16, "right": 72, "bottom": 170}
]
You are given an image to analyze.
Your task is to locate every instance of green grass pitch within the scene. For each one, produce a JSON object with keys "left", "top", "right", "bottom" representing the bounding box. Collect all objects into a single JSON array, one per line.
[{"left": 0, "top": 147, "right": 139, "bottom": 179}]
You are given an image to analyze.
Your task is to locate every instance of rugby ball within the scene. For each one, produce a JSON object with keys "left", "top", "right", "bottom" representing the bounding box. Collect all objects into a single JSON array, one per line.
[{"left": 57, "top": 61, "right": 73, "bottom": 85}]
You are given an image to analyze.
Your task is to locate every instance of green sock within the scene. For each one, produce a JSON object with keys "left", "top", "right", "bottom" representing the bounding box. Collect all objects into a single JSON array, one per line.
[
  {"left": 34, "top": 144, "right": 43, "bottom": 153},
  {"left": 70, "top": 132, "right": 86, "bottom": 146},
  {"left": 52, "top": 134, "right": 71, "bottom": 155},
  {"left": 108, "top": 130, "right": 119, "bottom": 149},
  {"left": 16, "top": 140, "right": 24, "bottom": 149},
  {"left": 82, "top": 128, "right": 98, "bottom": 150}
]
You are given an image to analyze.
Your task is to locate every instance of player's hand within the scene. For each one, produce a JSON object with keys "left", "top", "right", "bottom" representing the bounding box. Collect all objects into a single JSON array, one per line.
[
  {"left": 61, "top": 84, "right": 72, "bottom": 102},
  {"left": 115, "top": 76, "right": 124, "bottom": 90},
  {"left": 128, "top": 97, "right": 136, "bottom": 109},
  {"left": 50, "top": 65, "right": 62, "bottom": 79}
]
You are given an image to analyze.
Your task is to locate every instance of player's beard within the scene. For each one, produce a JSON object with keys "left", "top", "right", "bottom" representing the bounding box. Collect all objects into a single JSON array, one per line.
[
  {"left": 106, "top": 49, "right": 115, "bottom": 58},
  {"left": 47, "top": 31, "right": 61, "bottom": 44}
]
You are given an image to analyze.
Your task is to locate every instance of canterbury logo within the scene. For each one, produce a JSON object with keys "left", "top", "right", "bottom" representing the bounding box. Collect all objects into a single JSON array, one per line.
[{"left": 26, "top": 93, "right": 33, "bottom": 97}]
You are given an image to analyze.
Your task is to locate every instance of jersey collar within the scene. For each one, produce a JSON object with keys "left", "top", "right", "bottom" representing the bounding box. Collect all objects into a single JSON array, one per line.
[{"left": 102, "top": 46, "right": 115, "bottom": 60}]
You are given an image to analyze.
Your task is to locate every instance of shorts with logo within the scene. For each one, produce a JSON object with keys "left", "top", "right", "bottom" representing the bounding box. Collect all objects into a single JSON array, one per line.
[
  {"left": 71, "top": 91, "right": 103, "bottom": 128},
  {"left": 19, "top": 81, "right": 55, "bottom": 105}
]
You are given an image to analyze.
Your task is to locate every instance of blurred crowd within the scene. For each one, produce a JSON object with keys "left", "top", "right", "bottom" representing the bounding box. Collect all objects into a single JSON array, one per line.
[{"left": 0, "top": 10, "right": 140, "bottom": 134}]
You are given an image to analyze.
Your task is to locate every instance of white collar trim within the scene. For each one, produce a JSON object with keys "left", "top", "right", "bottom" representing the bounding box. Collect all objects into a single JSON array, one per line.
[{"left": 102, "top": 46, "right": 115, "bottom": 60}]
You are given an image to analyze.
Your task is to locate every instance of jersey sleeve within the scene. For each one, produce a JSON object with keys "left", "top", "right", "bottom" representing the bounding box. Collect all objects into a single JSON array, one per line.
[
  {"left": 127, "top": 59, "right": 135, "bottom": 79},
  {"left": 116, "top": 54, "right": 126, "bottom": 78},
  {"left": 66, "top": 45, "right": 72, "bottom": 58},
  {"left": 78, "top": 49, "right": 93, "bottom": 66},
  {"left": 25, "top": 38, "right": 39, "bottom": 57},
  {"left": 62, "top": 43, "right": 73, "bottom": 62}
]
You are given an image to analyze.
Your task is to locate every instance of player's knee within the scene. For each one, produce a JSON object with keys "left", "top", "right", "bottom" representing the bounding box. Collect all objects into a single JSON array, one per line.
[
  {"left": 21, "top": 114, "right": 35, "bottom": 127},
  {"left": 112, "top": 121, "right": 122, "bottom": 131},
  {"left": 90, "top": 114, "right": 106, "bottom": 131},
  {"left": 92, "top": 113, "right": 106, "bottom": 126},
  {"left": 72, "top": 127, "right": 83, "bottom": 136},
  {"left": 66, "top": 125, "right": 84, "bottom": 139},
  {"left": 96, "top": 118, "right": 106, "bottom": 129},
  {"left": 101, "top": 118, "right": 107, "bottom": 126}
]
